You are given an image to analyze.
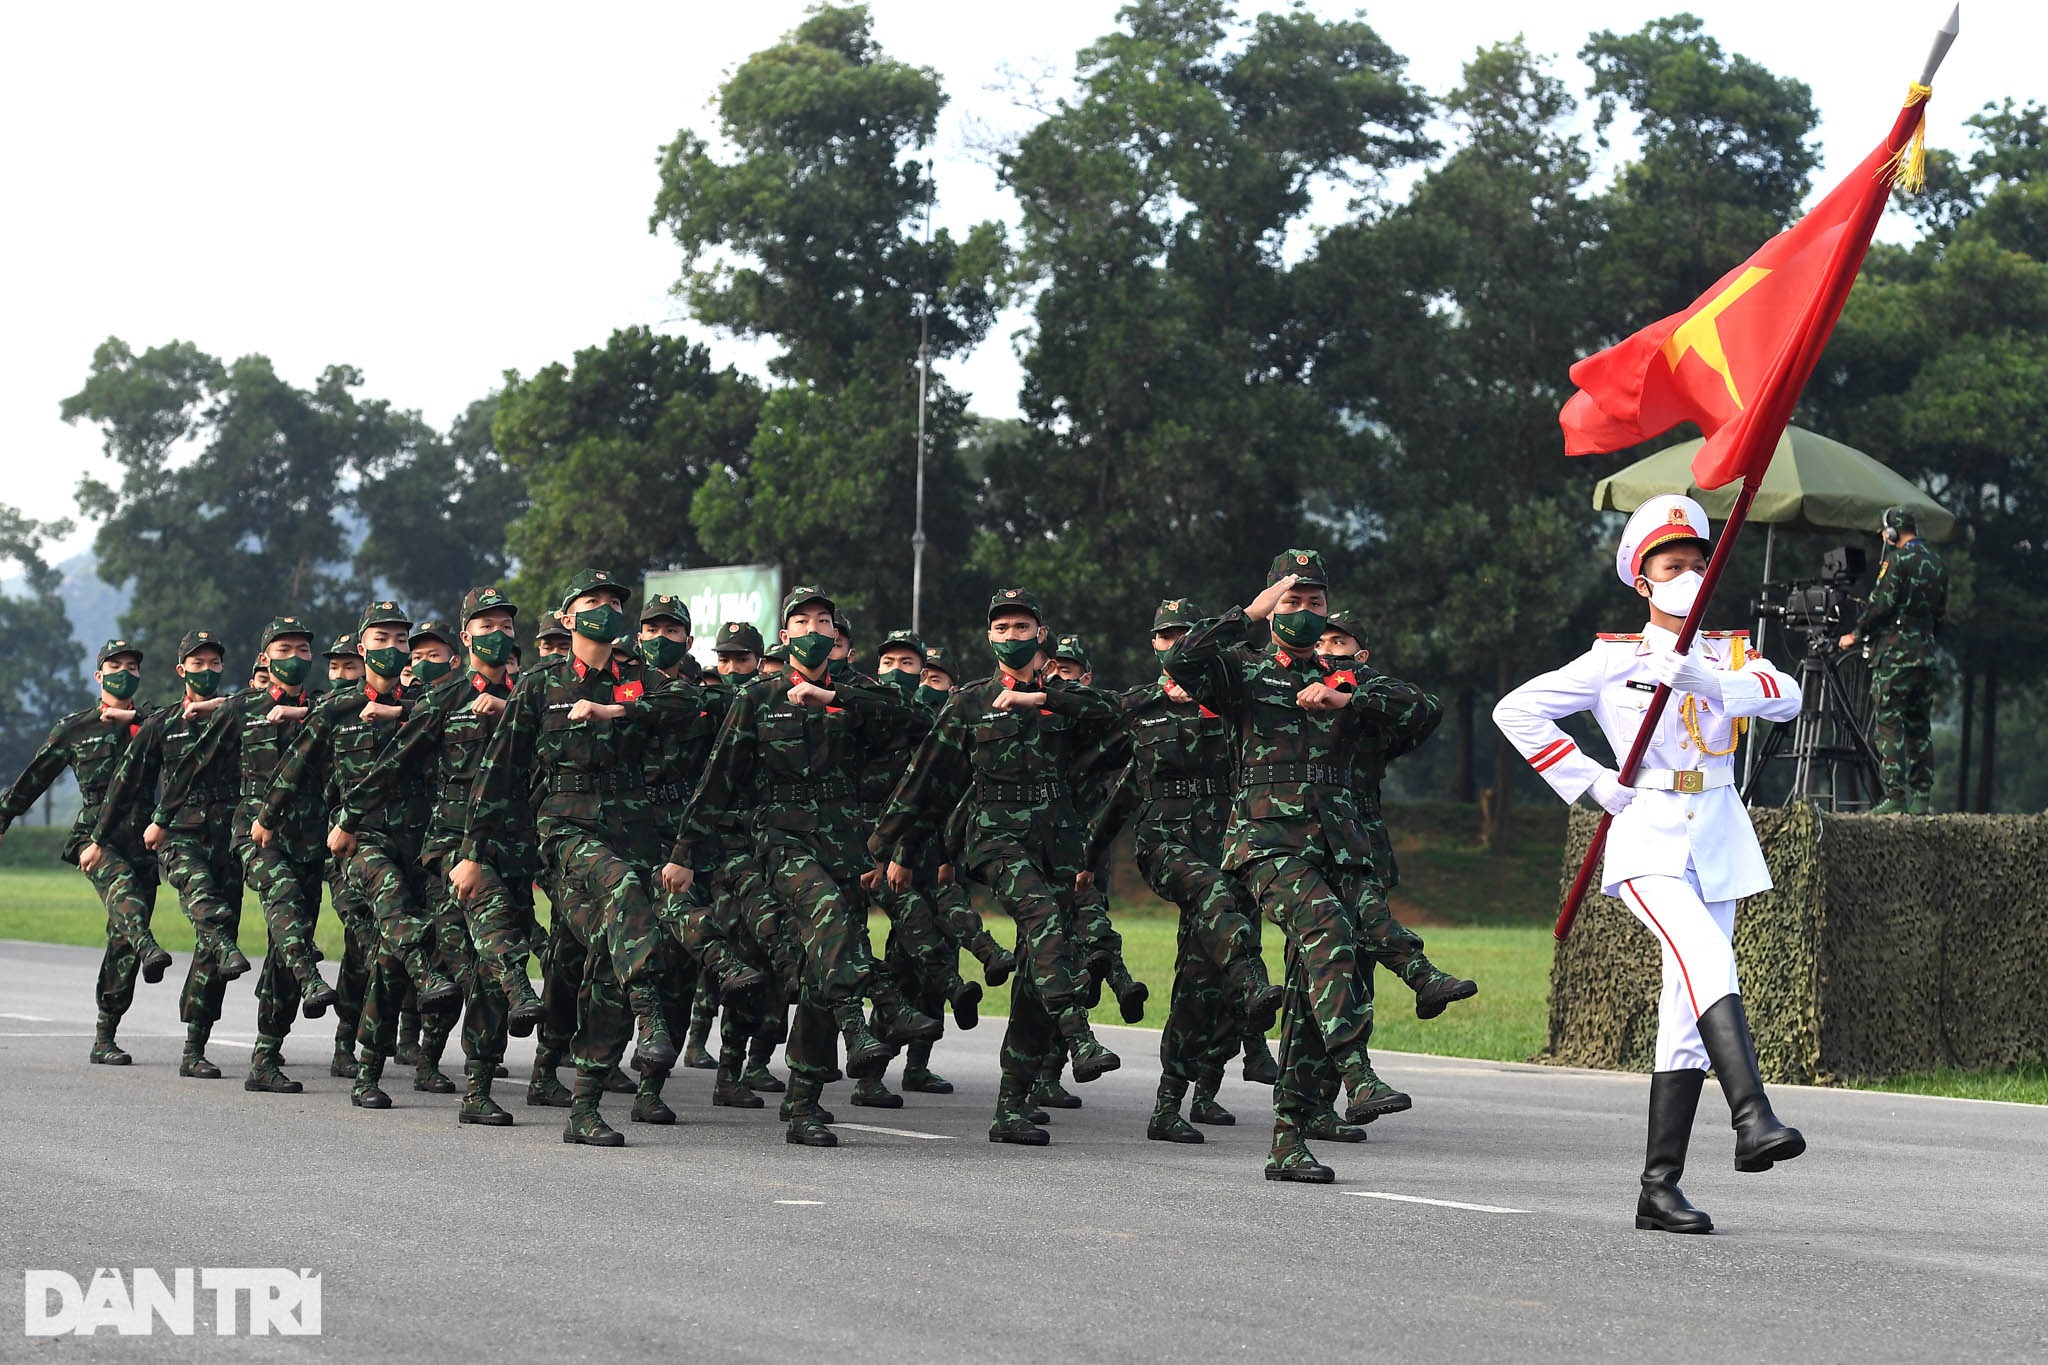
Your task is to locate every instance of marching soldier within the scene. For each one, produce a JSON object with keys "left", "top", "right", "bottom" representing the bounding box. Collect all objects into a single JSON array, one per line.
[
  {"left": 1162, "top": 551, "right": 1442, "bottom": 1182},
  {"left": 1495, "top": 494, "right": 1808, "bottom": 1233},
  {"left": 319, "top": 632, "right": 377, "bottom": 1077},
  {"left": 874, "top": 587, "right": 1123, "bottom": 1147},
  {"left": 459, "top": 569, "right": 700, "bottom": 1146},
  {"left": 162, "top": 617, "right": 342, "bottom": 1092},
  {"left": 85, "top": 630, "right": 245, "bottom": 1078},
  {"left": 1839, "top": 506, "right": 1948, "bottom": 814},
  {"left": 2, "top": 638, "right": 167, "bottom": 1065}
]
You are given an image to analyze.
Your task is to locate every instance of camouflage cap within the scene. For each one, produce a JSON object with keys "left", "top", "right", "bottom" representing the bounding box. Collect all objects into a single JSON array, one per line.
[
  {"left": 921, "top": 644, "right": 958, "bottom": 681},
  {"left": 640, "top": 593, "right": 691, "bottom": 630},
  {"left": 250, "top": 654, "right": 270, "bottom": 678},
  {"left": 1267, "top": 548, "right": 1329, "bottom": 589},
  {"left": 714, "top": 620, "right": 765, "bottom": 655},
  {"left": 408, "top": 619, "right": 454, "bottom": 648},
  {"left": 322, "top": 631, "right": 358, "bottom": 659},
  {"left": 779, "top": 584, "right": 835, "bottom": 624},
  {"left": 833, "top": 608, "right": 854, "bottom": 638},
  {"left": 988, "top": 586, "right": 1043, "bottom": 623},
  {"left": 96, "top": 637, "right": 143, "bottom": 667},
  {"left": 1051, "top": 633, "right": 1091, "bottom": 669},
  {"left": 1883, "top": 505, "right": 1917, "bottom": 534},
  {"left": 1151, "top": 597, "right": 1200, "bottom": 633},
  {"left": 557, "top": 568, "right": 631, "bottom": 614},
  {"left": 459, "top": 585, "right": 517, "bottom": 623},
  {"left": 176, "top": 629, "right": 225, "bottom": 661},
  {"left": 879, "top": 628, "right": 927, "bottom": 660},
  {"left": 534, "top": 618, "right": 572, "bottom": 643},
  {"left": 761, "top": 642, "right": 792, "bottom": 663},
  {"left": 1322, "top": 609, "right": 1370, "bottom": 651},
  {"left": 357, "top": 599, "right": 411, "bottom": 635},
  {"left": 259, "top": 615, "right": 315, "bottom": 649}
]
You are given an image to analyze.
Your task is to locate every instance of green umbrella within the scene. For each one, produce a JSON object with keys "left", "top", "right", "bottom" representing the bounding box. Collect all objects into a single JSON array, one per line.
[{"left": 1590, "top": 424, "right": 1956, "bottom": 541}]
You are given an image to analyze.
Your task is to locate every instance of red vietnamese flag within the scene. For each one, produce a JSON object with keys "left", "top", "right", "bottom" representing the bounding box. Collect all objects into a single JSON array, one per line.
[{"left": 1560, "top": 89, "right": 1930, "bottom": 490}]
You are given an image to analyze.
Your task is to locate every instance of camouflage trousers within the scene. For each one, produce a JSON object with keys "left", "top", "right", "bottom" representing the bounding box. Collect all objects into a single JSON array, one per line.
[
  {"left": 535, "top": 869, "right": 582, "bottom": 1065},
  {"left": 1159, "top": 916, "right": 1242, "bottom": 1087},
  {"left": 872, "top": 883, "right": 965, "bottom": 1003},
  {"left": 328, "top": 862, "right": 374, "bottom": 1048},
  {"left": 544, "top": 830, "right": 663, "bottom": 994},
  {"left": 83, "top": 847, "right": 160, "bottom": 1022},
  {"left": 1239, "top": 855, "right": 1373, "bottom": 1092},
  {"left": 761, "top": 842, "right": 870, "bottom": 1007},
  {"left": 977, "top": 850, "right": 1087, "bottom": 1083},
  {"left": 422, "top": 857, "right": 509, "bottom": 1064},
  {"left": 1871, "top": 662, "right": 1934, "bottom": 799},
  {"left": 158, "top": 830, "right": 243, "bottom": 1028},
  {"left": 238, "top": 844, "right": 324, "bottom": 1037}
]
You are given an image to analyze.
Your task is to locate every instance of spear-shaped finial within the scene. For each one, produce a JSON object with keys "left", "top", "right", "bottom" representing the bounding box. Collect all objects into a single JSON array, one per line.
[{"left": 1920, "top": 5, "right": 1961, "bottom": 86}]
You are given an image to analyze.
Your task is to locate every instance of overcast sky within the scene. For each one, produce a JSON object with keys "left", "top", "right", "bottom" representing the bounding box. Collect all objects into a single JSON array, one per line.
[{"left": 1, "top": 1, "right": 2030, "bottom": 561}]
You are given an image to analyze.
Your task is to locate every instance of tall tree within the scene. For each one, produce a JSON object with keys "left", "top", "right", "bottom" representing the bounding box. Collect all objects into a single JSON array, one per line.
[
  {"left": 494, "top": 327, "right": 762, "bottom": 616},
  {"left": 993, "top": 0, "right": 1432, "bottom": 681},
  {"left": 650, "top": 2, "right": 1004, "bottom": 641},
  {"left": 352, "top": 393, "right": 528, "bottom": 619},
  {"left": 0, "top": 506, "right": 87, "bottom": 784}
]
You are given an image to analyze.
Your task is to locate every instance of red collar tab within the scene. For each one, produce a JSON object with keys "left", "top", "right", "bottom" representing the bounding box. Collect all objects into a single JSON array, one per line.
[
  {"left": 472, "top": 673, "right": 491, "bottom": 693},
  {"left": 573, "top": 657, "right": 621, "bottom": 682},
  {"left": 267, "top": 685, "right": 301, "bottom": 703}
]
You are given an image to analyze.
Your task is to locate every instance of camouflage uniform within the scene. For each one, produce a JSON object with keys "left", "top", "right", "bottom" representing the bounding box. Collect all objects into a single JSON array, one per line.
[
  {"left": 675, "top": 586, "right": 931, "bottom": 1147},
  {"left": 1163, "top": 551, "right": 1442, "bottom": 1179},
  {"left": 90, "top": 630, "right": 250, "bottom": 1077},
  {"left": 1854, "top": 513, "right": 1948, "bottom": 811},
  {"left": 318, "top": 632, "right": 375, "bottom": 1077},
  {"left": 873, "top": 587, "right": 1125, "bottom": 1145},
  {"left": 464, "top": 568, "right": 700, "bottom": 1145},
  {"left": 1081, "top": 601, "right": 1285, "bottom": 1142},
  {"left": 162, "top": 617, "right": 340, "bottom": 1090},
  {"left": 258, "top": 604, "right": 453, "bottom": 1107},
  {"left": 0, "top": 640, "right": 163, "bottom": 1063}
]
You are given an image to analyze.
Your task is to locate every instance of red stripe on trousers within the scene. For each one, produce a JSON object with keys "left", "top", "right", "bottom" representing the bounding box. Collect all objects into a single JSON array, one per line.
[{"left": 1623, "top": 878, "right": 1701, "bottom": 1019}]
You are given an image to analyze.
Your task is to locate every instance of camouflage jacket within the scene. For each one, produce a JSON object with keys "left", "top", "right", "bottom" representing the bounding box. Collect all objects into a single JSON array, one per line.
[
  {"left": 1341, "top": 662, "right": 1442, "bottom": 890},
  {"left": 463, "top": 651, "right": 699, "bottom": 868},
  {"left": 675, "top": 672, "right": 910, "bottom": 883},
  {"left": 260, "top": 681, "right": 423, "bottom": 849},
  {"left": 1856, "top": 538, "right": 1947, "bottom": 667},
  {"left": 161, "top": 684, "right": 326, "bottom": 859},
  {"left": 338, "top": 668, "right": 537, "bottom": 872},
  {"left": 647, "top": 670, "right": 730, "bottom": 865},
  {"left": 1079, "top": 681, "right": 1236, "bottom": 870},
  {"left": 870, "top": 669, "right": 1121, "bottom": 875},
  {"left": 1163, "top": 608, "right": 1437, "bottom": 872},
  {"left": 0, "top": 700, "right": 158, "bottom": 862},
  {"left": 93, "top": 702, "right": 240, "bottom": 848}
]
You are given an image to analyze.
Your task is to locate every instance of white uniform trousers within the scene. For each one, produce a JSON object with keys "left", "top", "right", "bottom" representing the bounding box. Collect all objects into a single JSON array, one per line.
[{"left": 1615, "top": 863, "right": 1739, "bottom": 1071}]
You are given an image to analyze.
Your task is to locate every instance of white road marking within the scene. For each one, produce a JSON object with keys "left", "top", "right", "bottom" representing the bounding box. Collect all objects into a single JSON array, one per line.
[
  {"left": 1345, "top": 1192, "right": 1529, "bottom": 1215},
  {"left": 774, "top": 1200, "right": 825, "bottom": 1206},
  {"left": 0, "top": 1012, "right": 53, "bottom": 1021},
  {"left": 832, "top": 1122, "right": 955, "bottom": 1141}
]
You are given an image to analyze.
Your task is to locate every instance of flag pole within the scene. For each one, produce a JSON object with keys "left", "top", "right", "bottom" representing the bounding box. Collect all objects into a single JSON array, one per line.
[{"left": 1554, "top": 12, "right": 1956, "bottom": 942}]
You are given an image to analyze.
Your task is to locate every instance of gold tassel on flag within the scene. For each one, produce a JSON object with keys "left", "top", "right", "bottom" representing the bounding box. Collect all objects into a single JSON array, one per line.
[{"left": 1888, "top": 81, "right": 1933, "bottom": 192}]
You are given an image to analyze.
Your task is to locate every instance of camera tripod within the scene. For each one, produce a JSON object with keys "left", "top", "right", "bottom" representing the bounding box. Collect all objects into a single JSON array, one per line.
[{"left": 1740, "top": 631, "right": 1884, "bottom": 810}]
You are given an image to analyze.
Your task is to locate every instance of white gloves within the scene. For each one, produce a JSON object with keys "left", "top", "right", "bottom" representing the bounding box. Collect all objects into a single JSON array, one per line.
[
  {"left": 1656, "top": 648, "right": 1723, "bottom": 704},
  {"left": 1590, "top": 769, "right": 1636, "bottom": 816}
]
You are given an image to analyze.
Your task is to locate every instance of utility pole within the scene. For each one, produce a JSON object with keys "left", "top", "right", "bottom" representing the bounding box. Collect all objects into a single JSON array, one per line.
[{"left": 911, "top": 157, "right": 934, "bottom": 635}]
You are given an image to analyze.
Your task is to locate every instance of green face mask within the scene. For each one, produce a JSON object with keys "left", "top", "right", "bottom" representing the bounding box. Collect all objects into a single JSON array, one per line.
[
  {"left": 915, "top": 684, "right": 950, "bottom": 710},
  {"left": 881, "top": 666, "right": 920, "bottom": 698},
  {"left": 411, "top": 657, "right": 454, "bottom": 685},
  {"left": 1270, "top": 609, "right": 1328, "bottom": 651},
  {"left": 266, "top": 654, "right": 311, "bottom": 690},
  {"left": 101, "top": 668, "right": 139, "bottom": 700},
  {"left": 182, "top": 667, "right": 222, "bottom": 699},
  {"left": 573, "top": 604, "right": 625, "bottom": 644},
  {"left": 639, "top": 635, "right": 690, "bottom": 671},
  {"left": 786, "top": 632, "right": 835, "bottom": 671},
  {"left": 363, "top": 646, "right": 407, "bottom": 679},
  {"left": 990, "top": 637, "right": 1041, "bottom": 674},
  {"left": 826, "top": 657, "right": 851, "bottom": 682},
  {"left": 469, "top": 629, "right": 514, "bottom": 666}
]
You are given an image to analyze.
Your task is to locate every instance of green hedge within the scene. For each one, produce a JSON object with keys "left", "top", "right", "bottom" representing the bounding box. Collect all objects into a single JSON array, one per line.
[
  {"left": 1545, "top": 804, "right": 2048, "bottom": 1082},
  {"left": 0, "top": 825, "right": 71, "bottom": 869}
]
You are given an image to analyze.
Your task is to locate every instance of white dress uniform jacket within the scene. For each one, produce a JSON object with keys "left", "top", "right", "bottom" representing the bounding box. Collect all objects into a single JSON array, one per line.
[{"left": 1493, "top": 624, "right": 1803, "bottom": 899}]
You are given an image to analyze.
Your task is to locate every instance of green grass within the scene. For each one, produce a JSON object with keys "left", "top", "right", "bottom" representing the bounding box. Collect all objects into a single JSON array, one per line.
[{"left": 1847, "top": 1062, "right": 2048, "bottom": 1106}]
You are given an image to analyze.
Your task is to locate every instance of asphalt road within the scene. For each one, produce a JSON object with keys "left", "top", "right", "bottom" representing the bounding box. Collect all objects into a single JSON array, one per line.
[{"left": 3, "top": 938, "right": 2045, "bottom": 1362}]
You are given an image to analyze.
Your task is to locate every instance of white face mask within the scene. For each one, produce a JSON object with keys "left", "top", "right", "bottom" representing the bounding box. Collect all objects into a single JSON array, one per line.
[{"left": 1646, "top": 569, "right": 1703, "bottom": 619}]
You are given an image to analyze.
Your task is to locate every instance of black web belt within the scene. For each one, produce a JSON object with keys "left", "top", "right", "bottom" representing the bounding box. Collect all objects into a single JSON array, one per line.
[
  {"left": 975, "top": 778, "right": 1069, "bottom": 804},
  {"left": 1238, "top": 761, "right": 1348, "bottom": 789},
  {"left": 1140, "top": 775, "right": 1230, "bottom": 800}
]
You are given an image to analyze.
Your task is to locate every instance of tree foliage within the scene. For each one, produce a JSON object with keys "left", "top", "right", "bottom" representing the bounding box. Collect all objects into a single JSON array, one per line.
[{"left": 0, "top": 506, "right": 86, "bottom": 780}]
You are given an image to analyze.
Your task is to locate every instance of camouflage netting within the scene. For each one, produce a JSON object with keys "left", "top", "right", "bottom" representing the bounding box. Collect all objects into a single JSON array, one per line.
[{"left": 1544, "top": 805, "right": 2048, "bottom": 1083}]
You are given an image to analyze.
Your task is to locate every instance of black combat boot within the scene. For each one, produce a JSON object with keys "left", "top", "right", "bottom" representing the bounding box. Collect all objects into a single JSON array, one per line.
[
  {"left": 713, "top": 1043, "right": 764, "bottom": 1108},
  {"left": 244, "top": 1034, "right": 302, "bottom": 1092},
  {"left": 1147, "top": 1077, "right": 1203, "bottom": 1144},
  {"left": 901, "top": 1038, "right": 952, "bottom": 1094},
  {"left": 351, "top": 1052, "right": 393, "bottom": 1109},
  {"left": 631, "top": 1069, "right": 678, "bottom": 1125},
  {"left": 1190, "top": 1073, "right": 1235, "bottom": 1126},
  {"left": 783, "top": 1075, "right": 838, "bottom": 1147},
  {"left": 1697, "top": 995, "right": 1806, "bottom": 1172},
  {"left": 1265, "top": 1125, "right": 1335, "bottom": 1183},
  {"left": 89, "top": 1011, "right": 131, "bottom": 1066},
  {"left": 179, "top": 1021, "right": 222, "bottom": 1079},
  {"left": 1411, "top": 965, "right": 1479, "bottom": 1020},
  {"left": 989, "top": 1070, "right": 1050, "bottom": 1146},
  {"left": 1636, "top": 1070, "right": 1713, "bottom": 1233},
  {"left": 459, "top": 1058, "right": 514, "bottom": 1126},
  {"left": 563, "top": 1067, "right": 624, "bottom": 1147},
  {"left": 526, "top": 1049, "right": 572, "bottom": 1107},
  {"left": 742, "top": 1030, "right": 785, "bottom": 1092},
  {"left": 1241, "top": 1033, "right": 1281, "bottom": 1086}
]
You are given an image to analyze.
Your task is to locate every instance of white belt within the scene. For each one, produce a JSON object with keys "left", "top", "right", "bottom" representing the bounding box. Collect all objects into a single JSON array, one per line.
[{"left": 1632, "top": 767, "right": 1733, "bottom": 794}]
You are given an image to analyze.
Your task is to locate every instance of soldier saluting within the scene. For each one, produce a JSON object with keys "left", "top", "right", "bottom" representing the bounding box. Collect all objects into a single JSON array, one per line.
[{"left": 1495, "top": 494, "right": 1808, "bottom": 1233}]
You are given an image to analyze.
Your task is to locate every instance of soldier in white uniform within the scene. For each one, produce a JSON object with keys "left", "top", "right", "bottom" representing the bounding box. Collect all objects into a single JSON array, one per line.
[{"left": 1495, "top": 494, "right": 1808, "bottom": 1234}]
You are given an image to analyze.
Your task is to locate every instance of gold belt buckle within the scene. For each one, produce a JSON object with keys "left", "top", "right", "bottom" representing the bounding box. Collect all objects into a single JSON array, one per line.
[{"left": 1674, "top": 770, "right": 1705, "bottom": 794}]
